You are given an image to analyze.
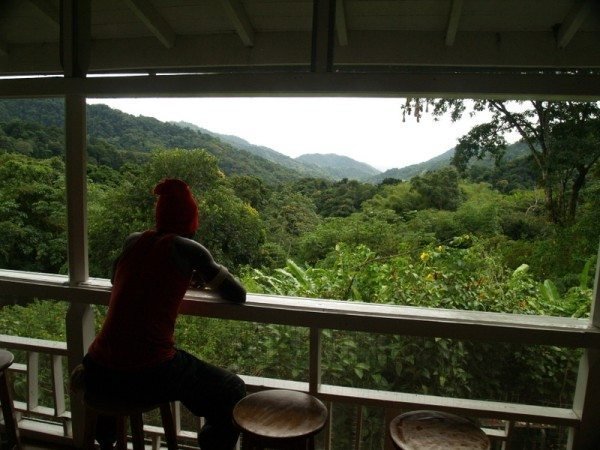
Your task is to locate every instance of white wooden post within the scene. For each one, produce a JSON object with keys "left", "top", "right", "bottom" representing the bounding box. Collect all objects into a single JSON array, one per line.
[
  {"left": 62, "top": 1, "right": 92, "bottom": 445},
  {"left": 64, "top": 92, "right": 95, "bottom": 445},
  {"left": 568, "top": 243, "right": 600, "bottom": 449},
  {"left": 309, "top": 327, "right": 322, "bottom": 395}
]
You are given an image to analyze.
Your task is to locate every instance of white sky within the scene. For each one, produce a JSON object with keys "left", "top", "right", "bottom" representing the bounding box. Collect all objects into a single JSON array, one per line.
[{"left": 87, "top": 97, "right": 498, "bottom": 172}]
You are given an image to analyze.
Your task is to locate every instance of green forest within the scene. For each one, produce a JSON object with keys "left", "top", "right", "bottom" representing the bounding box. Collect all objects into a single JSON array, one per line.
[{"left": 0, "top": 98, "right": 599, "bottom": 449}]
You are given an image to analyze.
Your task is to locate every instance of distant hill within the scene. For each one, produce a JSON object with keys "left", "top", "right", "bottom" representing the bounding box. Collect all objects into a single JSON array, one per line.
[
  {"left": 296, "top": 153, "right": 381, "bottom": 181},
  {"left": 370, "top": 148, "right": 454, "bottom": 183},
  {"left": 172, "top": 121, "right": 332, "bottom": 179},
  {"left": 0, "top": 99, "right": 305, "bottom": 185},
  {"left": 369, "top": 141, "right": 530, "bottom": 183}
]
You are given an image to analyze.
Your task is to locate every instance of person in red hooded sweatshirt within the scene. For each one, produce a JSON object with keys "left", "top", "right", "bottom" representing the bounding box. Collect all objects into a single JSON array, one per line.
[{"left": 83, "top": 178, "right": 246, "bottom": 450}]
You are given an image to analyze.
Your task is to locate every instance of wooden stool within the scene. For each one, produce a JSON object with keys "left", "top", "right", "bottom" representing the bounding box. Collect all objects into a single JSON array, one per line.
[
  {"left": 83, "top": 394, "right": 178, "bottom": 450},
  {"left": 389, "top": 410, "right": 490, "bottom": 450},
  {"left": 233, "top": 389, "right": 328, "bottom": 450},
  {"left": 0, "top": 350, "right": 21, "bottom": 450}
]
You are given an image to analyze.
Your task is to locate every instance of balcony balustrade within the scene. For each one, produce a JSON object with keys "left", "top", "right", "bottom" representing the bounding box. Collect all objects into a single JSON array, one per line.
[{"left": 1, "top": 267, "right": 598, "bottom": 449}]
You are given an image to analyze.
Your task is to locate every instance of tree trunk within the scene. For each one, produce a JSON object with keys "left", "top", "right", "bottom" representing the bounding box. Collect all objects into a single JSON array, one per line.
[{"left": 568, "top": 166, "right": 588, "bottom": 223}]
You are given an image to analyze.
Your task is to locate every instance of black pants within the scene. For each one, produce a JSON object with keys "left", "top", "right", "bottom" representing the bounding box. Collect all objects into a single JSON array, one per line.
[{"left": 83, "top": 350, "right": 246, "bottom": 450}]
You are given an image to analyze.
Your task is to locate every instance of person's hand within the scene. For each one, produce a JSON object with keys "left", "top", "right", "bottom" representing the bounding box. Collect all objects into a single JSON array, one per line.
[{"left": 189, "top": 270, "right": 206, "bottom": 289}]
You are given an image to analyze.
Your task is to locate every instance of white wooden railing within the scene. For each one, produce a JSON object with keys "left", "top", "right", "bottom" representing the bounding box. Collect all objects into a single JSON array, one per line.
[{"left": 1, "top": 268, "right": 599, "bottom": 449}]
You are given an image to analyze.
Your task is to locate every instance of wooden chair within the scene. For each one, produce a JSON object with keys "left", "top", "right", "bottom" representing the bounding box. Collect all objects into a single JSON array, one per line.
[
  {"left": 0, "top": 350, "right": 21, "bottom": 450},
  {"left": 389, "top": 410, "right": 490, "bottom": 450},
  {"left": 233, "top": 389, "right": 328, "bottom": 450}
]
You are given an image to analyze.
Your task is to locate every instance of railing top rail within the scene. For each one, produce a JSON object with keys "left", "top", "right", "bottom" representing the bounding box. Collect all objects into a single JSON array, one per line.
[
  {"left": 0, "top": 334, "right": 68, "bottom": 355},
  {"left": 1, "top": 269, "right": 599, "bottom": 348}
]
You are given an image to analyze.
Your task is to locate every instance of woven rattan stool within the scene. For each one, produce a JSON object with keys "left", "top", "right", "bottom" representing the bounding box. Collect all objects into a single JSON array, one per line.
[
  {"left": 0, "top": 350, "right": 21, "bottom": 450},
  {"left": 233, "top": 389, "right": 328, "bottom": 450},
  {"left": 389, "top": 410, "right": 490, "bottom": 450}
]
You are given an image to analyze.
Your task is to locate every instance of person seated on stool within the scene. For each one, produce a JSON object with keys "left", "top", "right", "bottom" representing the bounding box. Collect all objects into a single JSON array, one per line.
[{"left": 82, "top": 178, "right": 247, "bottom": 450}]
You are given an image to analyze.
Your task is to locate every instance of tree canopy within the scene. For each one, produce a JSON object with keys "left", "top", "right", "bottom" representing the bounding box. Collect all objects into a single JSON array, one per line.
[{"left": 405, "top": 99, "right": 600, "bottom": 224}]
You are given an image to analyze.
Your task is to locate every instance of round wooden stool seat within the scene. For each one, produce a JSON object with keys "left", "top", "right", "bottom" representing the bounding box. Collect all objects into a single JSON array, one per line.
[
  {"left": 390, "top": 410, "right": 490, "bottom": 450},
  {"left": 0, "top": 350, "right": 21, "bottom": 450},
  {"left": 233, "top": 389, "right": 328, "bottom": 450}
]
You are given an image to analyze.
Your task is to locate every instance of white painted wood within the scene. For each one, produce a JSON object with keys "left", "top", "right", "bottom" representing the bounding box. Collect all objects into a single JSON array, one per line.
[
  {"left": 27, "top": 352, "right": 39, "bottom": 411},
  {"left": 13, "top": 400, "right": 71, "bottom": 419},
  {"left": 324, "top": 401, "right": 332, "bottom": 450},
  {"left": 218, "top": 0, "right": 255, "bottom": 47},
  {"left": 590, "top": 242, "right": 600, "bottom": 327},
  {"left": 445, "top": 0, "right": 463, "bottom": 46},
  {"left": 320, "top": 384, "right": 579, "bottom": 426},
  {"left": 384, "top": 405, "right": 401, "bottom": 450},
  {"left": 124, "top": 0, "right": 176, "bottom": 49},
  {"left": 0, "top": 333, "right": 68, "bottom": 355},
  {"left": 65, "top": 94, "right": 88, "bottom": 283},
  {"left": 60, "top": 0, "right": 90, "bottom": 77},
  {"left": 1, "top": 271, "right": 599, "bottom": 348},
  {"left": 65, "top": 302, "right": 94, "bottom": 447},
  {"left": 173, "top": 401, "right": 181, "bottom": 434},
  {"left": 354, "top": 405, "right": 363, "bottom": 450},
  {"left": 557, "top": 0, "right": 594, "bottom": 48},
  {"left": 14, "top": 416, "right": 74, "bottom": 446},
  {"left": 240, "top": 374, "right": 309, "bottom": 393},
  {"left": 335, "top": 0, "right": 348, "bottom": 46},
  {"left": 568, "top": 349, "right": 600, "bottom": 449},
  {"left": 311, "top": 0, "right": 335, "bottom": 72},
  {"left": 1, "top": 70, "right": 600, "bottom": 102},
  {"left": 309, "top": 327, "right": 322, "bottom": 395},
  {"left": 51, "top": 354, "right": 65, "bottom": 417},
  {"left": 64, "top": 74, "right": 93, "bottom": 433}
]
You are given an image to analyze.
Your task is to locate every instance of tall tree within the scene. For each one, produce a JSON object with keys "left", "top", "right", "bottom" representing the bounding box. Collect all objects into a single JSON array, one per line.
[{"left": 408, "top": 100, "right": 600, "bottom": 224}]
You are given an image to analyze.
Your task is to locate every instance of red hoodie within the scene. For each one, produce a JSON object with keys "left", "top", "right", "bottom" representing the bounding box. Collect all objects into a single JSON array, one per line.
[{"left": 88, "top": 230, "right": 191, "bottom": 370}]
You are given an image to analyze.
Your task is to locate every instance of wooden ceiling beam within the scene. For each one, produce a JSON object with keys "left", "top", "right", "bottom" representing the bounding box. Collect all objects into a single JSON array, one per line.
[
  {"left": 218, "top": 0, "right": 255, "bottom": 47},
  {"left": 3, "top": 30, "right": 600, "bottom": 76},
  {"left": 27, "top": 0, "right": 60, "bottom": 29},
  {"left": 557, "top": 0, "right": 593, "bottom": 49},
  {"left": 336, "top": 0, "right": 348, "bottom": 46},
  {"left": 1, "top": 71, "right": 599, "bottom": 101},
  {"left": 312, "top": 0, "right": 336, "bottom": 73},
  {"left": 123, "top": 0, "right": 176, "bottom": 49},
  {"left": 445, "top": 0, "right": 463, "bottom": 46}
]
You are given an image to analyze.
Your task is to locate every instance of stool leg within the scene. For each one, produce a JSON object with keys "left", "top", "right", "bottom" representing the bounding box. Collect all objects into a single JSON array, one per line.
[
  {"left": 115, "top": 417, "right": 128, "bottom": 450},
  {"left": 159, "top": 403, "right": 178, "bottom": 450},
  {"left": 83, "top": 406, "right": 97, "bottom": 450},
  {"left": 240, "top": 433, "right": 259, "bottom": 450},
  {"left": 0, "top": 370, "right": 21, "bottom": 450},
  {"left": 130, "top": 413, "right": 145, "bottom": 450}
]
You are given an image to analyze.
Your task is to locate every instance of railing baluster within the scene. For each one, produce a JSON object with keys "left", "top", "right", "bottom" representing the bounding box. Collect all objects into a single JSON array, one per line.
[
  {"left": 384, "top": 406, "right": 401, "bottom": 450},
  {"left": 354, "top": 405, "right": 363, "bottom": 450},
  {"left": 324, "top": 401, "right": 332, "bottom": 450},
  {"left": 502, "top": 420, "right": 514, "bottom": 450},
  {"left": 51, "top": 354, "right": 65, "bottom": 417},
  {"left": 309, "top": 327, "right": 322, "bottom": 395},
  {"left": 27, "top": 351, "right": 39, "bottom": 412},
  {"left": 173, "top": 401, "right": 181, "bottom": 435}
]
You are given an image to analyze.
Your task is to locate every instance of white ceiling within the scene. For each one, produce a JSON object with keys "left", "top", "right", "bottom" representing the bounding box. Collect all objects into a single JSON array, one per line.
[{"left": 0, "top": 1, "right": 598, "bottom": 99}]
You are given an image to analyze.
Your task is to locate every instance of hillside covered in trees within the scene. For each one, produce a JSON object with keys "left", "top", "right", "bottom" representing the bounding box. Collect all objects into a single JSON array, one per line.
[{"left": 0, "top": 98, "right": 598, "bottom": 449}]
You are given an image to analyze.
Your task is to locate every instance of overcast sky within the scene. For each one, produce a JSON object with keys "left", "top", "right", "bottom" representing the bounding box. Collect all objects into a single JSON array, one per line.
[{"left": 87, "top": 97, "right": 498, "bottom": 172}]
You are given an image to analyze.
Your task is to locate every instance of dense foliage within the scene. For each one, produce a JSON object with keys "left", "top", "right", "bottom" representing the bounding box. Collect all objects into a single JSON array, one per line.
[{"left": 0, "top": 99, "right": 598, "bottom": 449}]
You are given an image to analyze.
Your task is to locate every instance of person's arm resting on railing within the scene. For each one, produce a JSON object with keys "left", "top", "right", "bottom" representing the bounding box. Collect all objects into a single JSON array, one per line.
[{"left": 173, "top": 235, "right": 246, "bottom": 303}]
